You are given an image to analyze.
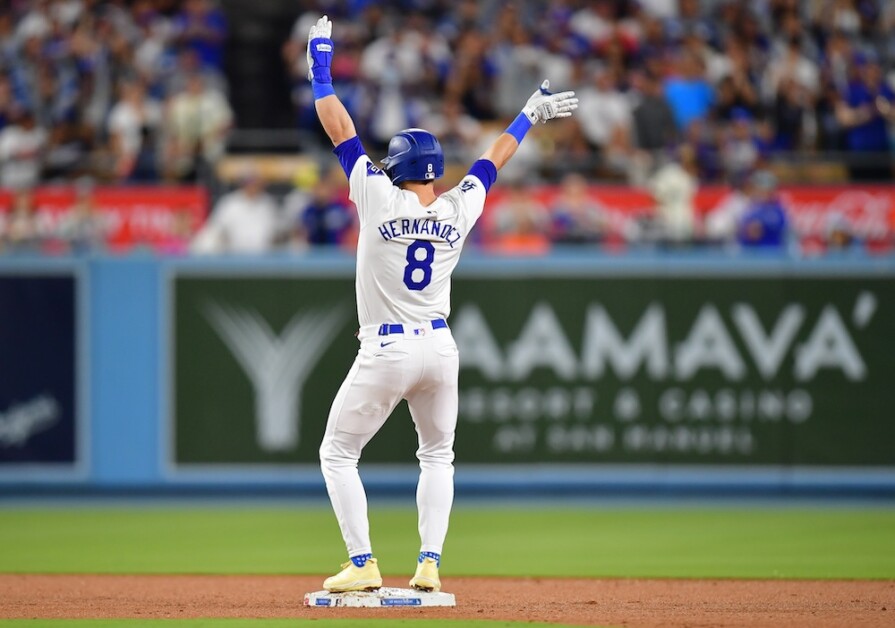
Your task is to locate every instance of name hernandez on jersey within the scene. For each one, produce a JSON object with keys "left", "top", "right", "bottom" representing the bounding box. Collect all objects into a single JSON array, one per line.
[
  {"left": 333, "top": 135, "right": 496, "bottom": 326},
  {"left": 377, "top": 217, "right": 463, "bottom": 247}
]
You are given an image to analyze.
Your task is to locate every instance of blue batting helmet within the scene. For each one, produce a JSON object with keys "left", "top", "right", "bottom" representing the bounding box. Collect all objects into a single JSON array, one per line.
[{"left": 380, "top": 128, "right": 444, "bottom": 185}]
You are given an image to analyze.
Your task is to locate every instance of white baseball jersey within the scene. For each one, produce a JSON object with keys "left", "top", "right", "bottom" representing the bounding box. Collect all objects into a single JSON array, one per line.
[{"left": 335, "top": 137, "right": 495, "bottom": 327}]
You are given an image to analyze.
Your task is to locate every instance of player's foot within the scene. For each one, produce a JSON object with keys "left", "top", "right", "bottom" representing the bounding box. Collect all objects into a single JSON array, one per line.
[
  {"left": 409, "top": 556, "right": 441, "bottom": 592},
  {"left": 323, "top": 557, "right": 382, "bottom": 592}
]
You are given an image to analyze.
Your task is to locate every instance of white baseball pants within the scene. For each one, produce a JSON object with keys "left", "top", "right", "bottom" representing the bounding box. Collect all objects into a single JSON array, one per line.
[{"left": 319, "top": 322, "right": 458, "bottom": 558}]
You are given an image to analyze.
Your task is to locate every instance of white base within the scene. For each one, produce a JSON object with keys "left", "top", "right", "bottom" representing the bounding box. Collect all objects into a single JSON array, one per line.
[{"left": 304, "top": 587, "right": 456, "bottom": 608}]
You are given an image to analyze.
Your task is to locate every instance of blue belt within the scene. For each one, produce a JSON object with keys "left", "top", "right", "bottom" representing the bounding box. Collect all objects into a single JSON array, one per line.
[{"left": 378, "top": 319, "right": 447, "bottom": 336}]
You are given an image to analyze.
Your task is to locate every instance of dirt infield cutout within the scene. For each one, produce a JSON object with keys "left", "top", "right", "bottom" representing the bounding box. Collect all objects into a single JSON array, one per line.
[{"left": 2, "top": 574, "right": 893, "bottom": 627}]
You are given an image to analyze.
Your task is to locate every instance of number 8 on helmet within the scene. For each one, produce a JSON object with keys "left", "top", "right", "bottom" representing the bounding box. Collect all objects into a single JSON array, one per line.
[{"left": 380, "top": 129, "right": 445, "bottom": 184}]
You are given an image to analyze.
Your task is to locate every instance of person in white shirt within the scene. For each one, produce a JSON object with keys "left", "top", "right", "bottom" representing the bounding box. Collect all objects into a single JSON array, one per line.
[
  {"left": 649, "top": 145, "right": 699, "bottom": 242},
  {"left": 107, "top": 80, "right": 162, "bottom": 181},
  {"left": 0, "top": 110, "right": 47, "bottom": 190},
  {"left": 164, "top": 73, "right": 232, "bottom": 180},
  {"left": 305, "top": 15, "right": 577, "bottom": 595},
  {"left": 576, "top": 67, "right": 633, "bottom": 151},
  {"left": 705, "top": 173, "right": 751, "bottom": 243},
  {"left": 190, "top": 171, "right": 280, "bottom": 254}
]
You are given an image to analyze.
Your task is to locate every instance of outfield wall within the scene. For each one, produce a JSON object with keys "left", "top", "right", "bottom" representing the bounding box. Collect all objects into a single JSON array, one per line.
[{"left": 2, "top": 252, "right": 895, "bottom": 495}]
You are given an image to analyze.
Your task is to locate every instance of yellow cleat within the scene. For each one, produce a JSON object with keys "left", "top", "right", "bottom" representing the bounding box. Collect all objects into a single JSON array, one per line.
[
  {"left": 323, "top": 558, "right": 382, "bottom": 592},
  {"left": 409, "top": 556, "right": 440, "bottom": 592}
]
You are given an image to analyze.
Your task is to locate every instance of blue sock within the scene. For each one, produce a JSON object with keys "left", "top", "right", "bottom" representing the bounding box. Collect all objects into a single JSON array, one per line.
[
  {"left": 419, "top": 551, "right": 440, "bottom": 567},
  {"left": 351, "top": 553, "right": 373, "bottom": 567}
]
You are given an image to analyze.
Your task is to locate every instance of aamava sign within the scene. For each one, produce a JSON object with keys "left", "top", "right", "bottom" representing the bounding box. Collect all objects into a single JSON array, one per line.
[{"left": 172, "top": 274, "right": 894, "bottom": 468}]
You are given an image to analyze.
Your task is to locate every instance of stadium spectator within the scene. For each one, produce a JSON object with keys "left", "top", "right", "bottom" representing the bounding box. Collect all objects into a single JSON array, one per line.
[
  {"left": 824, "top": 212, "right": 860, "bottom": 253},
  {"left": 638, "top": 0, "right": 677, "bottom": 21},
  {"left": 622, "top": 70, "right": 666, "bottom": 185},
  {"left": 577, "top": 67, "right": 633, "bottom": 167},
  {"left": 711, "top": 54, "right": 760, "bottom": 123},
  {"left": 664, "top": 0, "right": 714, "bottom": 47},
  {"left": 107, "top": 80, "right": 162, "bottom": 181},
  {"left": 443, "top": 29, "right": 498, "bottom": 122},
  {"left": 163, "top": 72, "right": 232, "bottom": 181},
  {"left": 488, "top": 181, "right": 551, "bottom": 254},
  {"left": 294, "top": 177, "right": 354, "bottom": 247},
  {"left": 0, "top": 109, "right": 46, "bottom": 190},
  {"left": 682, "top": 118, "right": 723, "bottom": 182},
  {"left": 721, "top": 108, "right": 766, "bottom": 179},
  {"left": 172, "top": 0, "right": 226, "bottom": 71},
  {"left": 191, "top": 169, "right": 279, "bottom": 254},
  {"left": 835, "top": 54, "right": 895, "bottom": 180},
  {"left": 0, "top": 11, "right": 16, "bottom": 67},
  {"left": 166, "top": 47, "right": 228, "bottom": 99},
  {"left": 568, "top": 0, "right": 616, "bottom": 52},
  {"left": 664, "top": 50, "right": 714, "bottom": 130},
  {"left": 631, "top": 70, "right": 678, "bottom": 154},
  {"left": 57, "top": 179, "right": 104, "bottom": 254},
  {"left": 0, "top": 189, "right": 40, "bottom": 253},
  {"left": 737, "top": 170, "right": 789, "bottom": 249},
  {"left": 648, "top": 145, "right": 699, "bottom": 243},
  {"left": 762, "top": 34, "right": 820, "bottom": 106},
  {"left": 132, "top": 0, "right": 175, "bottom": 92},
  {"left": 0, "top": 75, "right": 18, "bottom": 131},
  {"left": 491, "top": 11, "right": 545, "bottom": 119},
  {"left": 705, "top": 171, "right": 751, "bottom": 243},
  {"left": 772, "top": 77, "right": 812, "bottom": 150},
  {"left": 282, "top": 161, "right": 320, "bottom": 246},
  {"left": 550, "top": 173, "right": 605, "bottom": 245}
]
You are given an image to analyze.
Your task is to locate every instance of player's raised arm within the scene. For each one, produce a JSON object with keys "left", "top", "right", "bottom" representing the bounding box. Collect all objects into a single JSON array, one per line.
[
  {"left": 480, "top": 80, "right": 578, "bottom": 171},
  {"left": 307, "top": 16, "right": 356, "bottom": 146}
]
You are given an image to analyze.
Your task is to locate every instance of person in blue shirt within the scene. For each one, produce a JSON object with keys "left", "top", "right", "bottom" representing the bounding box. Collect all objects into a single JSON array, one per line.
[
  {"left": 835, "top": 54, "right": 895, "bottom": 180},
  {"left": 173, "top": 0, "right": 227, "bottom": 71},
  {"left": 737, "top": 170, "right": 789, "bottom": 248},
  {"left": 298, "top": 178, "right": 354, "bottom": 246},
  {"left": 664, "top": 51, "right": 714, "bottom": 130}
]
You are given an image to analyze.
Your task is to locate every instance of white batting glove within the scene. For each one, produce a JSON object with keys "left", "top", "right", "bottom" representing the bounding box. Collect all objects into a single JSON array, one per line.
[
  {"left": 306, "top": 15, "right": 333, "bottom": 82},
  {"left": 521, "top": 80, "right": 579, "bottom": 124}
]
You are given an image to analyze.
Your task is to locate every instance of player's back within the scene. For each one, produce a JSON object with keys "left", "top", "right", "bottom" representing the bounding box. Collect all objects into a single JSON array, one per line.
[
  {"left": 355, "top": 182, "right": 481, "bottom": 326},
  {"left": 334, "top": 136, "right": 494, "bottom": 328}
]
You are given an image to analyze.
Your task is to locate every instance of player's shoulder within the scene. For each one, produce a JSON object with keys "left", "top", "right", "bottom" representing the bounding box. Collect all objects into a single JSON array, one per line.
[
  {"left": 361, "top": 158, "right": 388, "bottom": 179},
  {"left": 458, "top": 176, "right": 483, "bottom": 195},
  {"left": 438, "top": 176, "right": 485, "bottom": 216}
]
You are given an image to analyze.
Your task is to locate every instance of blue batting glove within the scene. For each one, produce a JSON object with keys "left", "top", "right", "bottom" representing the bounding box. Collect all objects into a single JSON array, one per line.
[{"left": 307, "top": 16, "right": 334, "bottom": 84}]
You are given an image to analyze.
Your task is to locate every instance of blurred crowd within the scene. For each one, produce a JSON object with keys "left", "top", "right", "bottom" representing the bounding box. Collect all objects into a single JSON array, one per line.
[
  {"left": 186, "top": 161, "right": 869, "bottom": 256},
  {"left": 0, "top": 0, "right": 231, "bottom": 192},
  {"left": 285, "top": 0, "right": 895, "bottom": 184},
  {"left": 2, "top": 0, "right": 894, "bottom": 256}
]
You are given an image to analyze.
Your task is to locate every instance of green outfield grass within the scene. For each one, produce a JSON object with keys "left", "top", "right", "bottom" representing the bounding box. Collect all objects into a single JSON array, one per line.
[{"left": 1, "top": 506, "right": 893, "bottom": 579}]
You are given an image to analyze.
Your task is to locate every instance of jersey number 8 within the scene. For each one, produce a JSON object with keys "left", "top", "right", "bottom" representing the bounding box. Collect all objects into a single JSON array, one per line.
[{"left": 403, "top": 240, "right": 435, "bottom": 291}]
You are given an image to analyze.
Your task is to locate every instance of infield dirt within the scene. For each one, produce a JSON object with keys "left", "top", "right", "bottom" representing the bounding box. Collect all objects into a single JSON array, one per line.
[{"left": 2, "top": 574, "right": 893, "bottom": 626}]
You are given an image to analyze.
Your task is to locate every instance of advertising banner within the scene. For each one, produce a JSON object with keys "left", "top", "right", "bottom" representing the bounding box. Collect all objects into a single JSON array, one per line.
[
  {"left": 0, "top": 186, "right": 207, "bottom": 252},
  {"left": 0, "top": 275, "right": 79, "bottom": 468},
  {"left": 172, "top": 272, "right": 895, "bottom": 468},
  {"left": 483, "top": 185, "right": 895, "bottom": 244}
]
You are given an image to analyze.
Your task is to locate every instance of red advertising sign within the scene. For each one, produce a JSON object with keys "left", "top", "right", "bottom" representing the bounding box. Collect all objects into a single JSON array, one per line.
[
  {"left": 483, "top": 185, "right": 895, "bottom": 245},
  {"left": 2, "top": 183, "right": 893, "bottom": 254},
  {"left": 0, "top": 186, "right": 208, "bottom": 252}
]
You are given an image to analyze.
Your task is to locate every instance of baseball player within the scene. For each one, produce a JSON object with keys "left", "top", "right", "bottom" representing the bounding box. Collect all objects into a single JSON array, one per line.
[{"left": 308, "top": 15, "right": 578, "bottom": 593}]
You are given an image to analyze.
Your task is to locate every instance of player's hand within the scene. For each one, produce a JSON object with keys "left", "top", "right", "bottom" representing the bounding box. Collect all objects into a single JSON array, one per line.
[
  {"left": 307, "top": 15, "right": 334, "bottom": 83},
  {"left": 521, "top": 80, "right": 578, "bottom": 124}
]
